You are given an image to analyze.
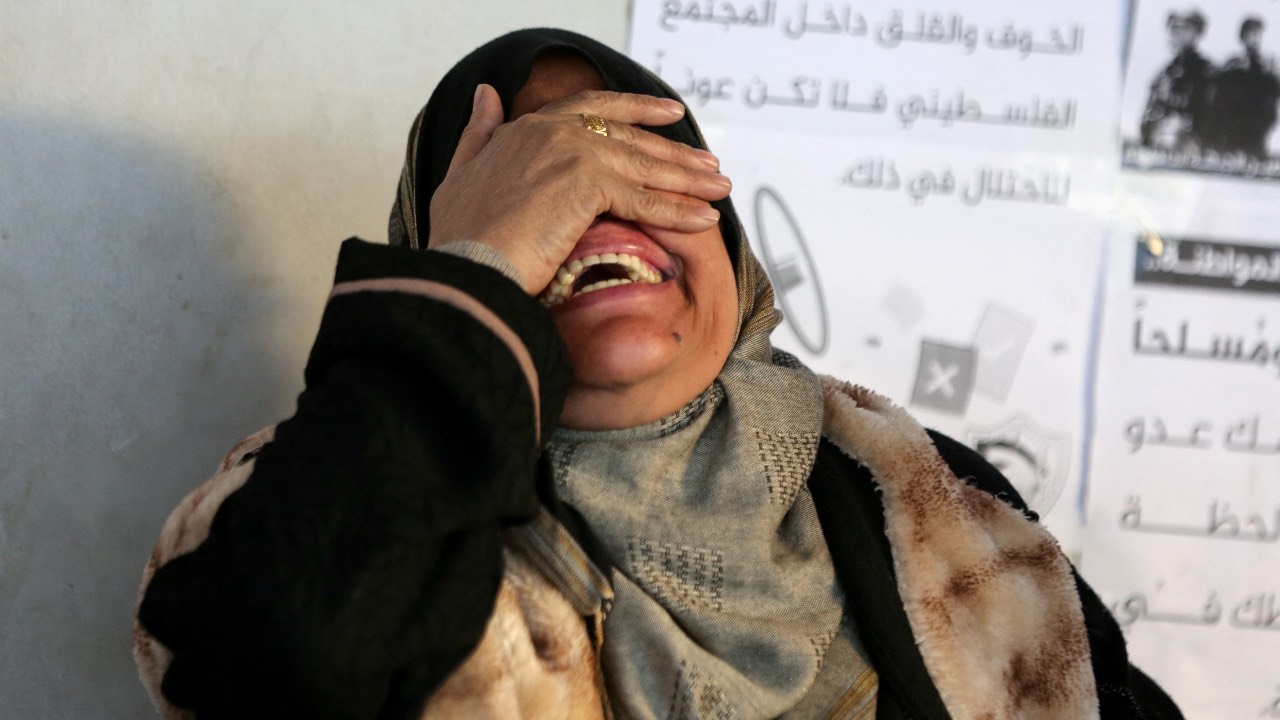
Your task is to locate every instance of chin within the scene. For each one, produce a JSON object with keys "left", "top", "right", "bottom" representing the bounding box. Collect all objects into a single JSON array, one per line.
[
  {"left": 554, "top": 325, "right": 722, "bottom": 431},
  {"left": 562, "top": 327, "right": 676, "bottom": 393}
]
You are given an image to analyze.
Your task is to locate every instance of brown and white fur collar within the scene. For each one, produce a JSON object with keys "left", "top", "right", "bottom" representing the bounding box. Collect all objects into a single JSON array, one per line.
[{"left": 819, "top": 378, "right": 1098, "bottom": 719}]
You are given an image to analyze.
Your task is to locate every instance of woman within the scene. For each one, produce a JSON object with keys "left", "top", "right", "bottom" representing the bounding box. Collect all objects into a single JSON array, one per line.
[{"left": 135, "top": 28, "right": 1181, "bottom": 720}]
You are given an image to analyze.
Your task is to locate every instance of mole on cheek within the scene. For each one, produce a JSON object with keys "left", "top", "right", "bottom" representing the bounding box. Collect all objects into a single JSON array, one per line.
[{"left": 672, "top": 332, "right": 683, "bottom": 343}]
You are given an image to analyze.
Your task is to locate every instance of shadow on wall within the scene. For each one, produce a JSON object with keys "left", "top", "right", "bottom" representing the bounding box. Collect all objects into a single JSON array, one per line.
[{"left": 0, "top": 112, "right": 299, "bottom": 717}]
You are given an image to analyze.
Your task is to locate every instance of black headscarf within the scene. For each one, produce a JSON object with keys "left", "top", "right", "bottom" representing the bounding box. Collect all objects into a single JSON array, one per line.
[{"left": 387, "top": 28, "right": 743, "bottom": 272}]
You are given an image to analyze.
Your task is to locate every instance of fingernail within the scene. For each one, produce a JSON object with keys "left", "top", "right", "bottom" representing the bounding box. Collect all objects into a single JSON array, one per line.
[
  {"left": 473, "top": 85, "right": 485, "bottom": 113},
  {"left": 695, "top": 149, "right": 720, "bottom": 169},
  {"left": 712, "top": 173, "right": 732, "bottom": 190},
  {"left": 697, "top": 206, "right": 721, "bottom": 222},
  {"left": 660, "top": 99, "right": 685, "bottom": 116}
]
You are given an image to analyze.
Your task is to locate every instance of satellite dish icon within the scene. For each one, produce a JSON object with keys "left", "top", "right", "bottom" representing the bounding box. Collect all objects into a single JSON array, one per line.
[{"left": 752, "top": 185, "right": 829, "bottom": 355}]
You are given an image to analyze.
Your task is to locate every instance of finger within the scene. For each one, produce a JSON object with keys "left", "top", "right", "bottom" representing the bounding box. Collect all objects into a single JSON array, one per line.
[
  {"left": 540, "top": 89, "right": 686, "bottom": 128},
  {"left": 603, "top": 122, "right": 720, "bottom": 171},
  {"left": 603, "top": 143, "right": 732, "bottom": 202},
  {"left": 447, "top": 84, "right": 504, "bottom": 176},
  {"left": 605, "top": 184, "right": 722, "bottom": 234}
]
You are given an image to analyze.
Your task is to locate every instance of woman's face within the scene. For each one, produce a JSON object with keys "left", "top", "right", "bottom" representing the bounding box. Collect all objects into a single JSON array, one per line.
[{"left": 510, "top": 53, "right": 739, "bottom": 430}]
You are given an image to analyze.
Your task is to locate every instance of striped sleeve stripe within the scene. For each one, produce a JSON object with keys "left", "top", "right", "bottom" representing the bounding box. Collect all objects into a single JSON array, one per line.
[{"left": 329, "top": 277, "right": 543, "bottom": 444}]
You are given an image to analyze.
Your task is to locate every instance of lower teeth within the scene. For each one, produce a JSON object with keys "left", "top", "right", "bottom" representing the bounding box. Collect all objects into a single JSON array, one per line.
[{"left": 577, "top": 277, "right": 634, "bottom": 296}]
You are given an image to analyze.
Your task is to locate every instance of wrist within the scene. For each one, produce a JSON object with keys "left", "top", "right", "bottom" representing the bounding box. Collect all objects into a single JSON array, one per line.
[{"left": 430, "top": 241, "right": 526, "bottom": 291}]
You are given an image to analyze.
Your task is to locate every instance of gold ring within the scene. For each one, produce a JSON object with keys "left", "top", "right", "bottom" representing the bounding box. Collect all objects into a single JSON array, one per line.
[{"left": 581, "top": 113, "right": 608, "bottom": 137}]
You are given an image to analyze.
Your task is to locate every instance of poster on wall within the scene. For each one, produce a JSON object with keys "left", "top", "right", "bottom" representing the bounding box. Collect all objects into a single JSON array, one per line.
[
  {"left": 1082, "top": 1, "right": 1280, "bottom": 717},
  {"left": 628, "top": 0, "right": 1125, "bottom": 552},
  {"left": 1084, "top": 218, "right": 1280, "bottom": 719}
]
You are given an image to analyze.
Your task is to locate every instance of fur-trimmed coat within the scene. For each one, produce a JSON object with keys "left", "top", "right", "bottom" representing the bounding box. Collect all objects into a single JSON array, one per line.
[{"left": 134, "top": 239, "right": 1181, "bottom": 719}]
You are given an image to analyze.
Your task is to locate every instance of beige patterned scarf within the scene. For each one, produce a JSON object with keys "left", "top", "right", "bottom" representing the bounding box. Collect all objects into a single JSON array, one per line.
[{"left": 549, "top": 352, "right": 841, "bottom": 720}]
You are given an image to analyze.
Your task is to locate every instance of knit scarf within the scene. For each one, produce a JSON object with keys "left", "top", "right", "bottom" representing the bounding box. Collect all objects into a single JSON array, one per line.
[{"left": 548, "top": 345, "right": 843, "bottom": 720}]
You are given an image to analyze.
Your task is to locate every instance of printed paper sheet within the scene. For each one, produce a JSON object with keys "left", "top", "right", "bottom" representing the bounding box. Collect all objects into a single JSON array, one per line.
[
  {"left": 1081, "top": 1, "right": 1280, "bottom": 716},
  {"left": 629, "top": 0, "right": 1125, "bottom": 551}
]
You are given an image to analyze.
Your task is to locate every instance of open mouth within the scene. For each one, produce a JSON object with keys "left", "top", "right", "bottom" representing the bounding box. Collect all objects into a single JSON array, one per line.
[{"left": 538, "top": 252, "right": 666, "bottom": 307}]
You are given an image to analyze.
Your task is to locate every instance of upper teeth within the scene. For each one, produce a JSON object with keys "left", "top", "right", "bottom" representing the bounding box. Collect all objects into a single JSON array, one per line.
[{"left": 539, "top": 252, "right": 664, "bottom": 307}]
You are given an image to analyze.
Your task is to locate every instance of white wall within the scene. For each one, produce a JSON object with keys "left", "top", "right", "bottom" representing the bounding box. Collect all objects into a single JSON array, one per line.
[{"left": 0, "top": 2, "right": 628, "bottom": 716}]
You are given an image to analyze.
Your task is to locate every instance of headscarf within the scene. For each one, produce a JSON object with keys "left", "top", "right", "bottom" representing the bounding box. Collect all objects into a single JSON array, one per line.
[
  {"left": 392, "top": 29, "right": 853, "bottom": 719},
  {"left": 388, "top": 27, "right": 779, "bottom": 347}
]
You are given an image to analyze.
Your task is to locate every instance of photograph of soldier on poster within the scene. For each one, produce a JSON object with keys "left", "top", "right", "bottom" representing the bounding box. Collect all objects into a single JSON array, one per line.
[{"left": 1122, "top": 2, "right": 1280, "bottom": 179}]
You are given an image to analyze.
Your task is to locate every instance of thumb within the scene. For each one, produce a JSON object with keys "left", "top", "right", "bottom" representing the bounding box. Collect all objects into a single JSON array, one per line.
[{"left": 447, "top": 84, "right": 504, "bottom": 175}]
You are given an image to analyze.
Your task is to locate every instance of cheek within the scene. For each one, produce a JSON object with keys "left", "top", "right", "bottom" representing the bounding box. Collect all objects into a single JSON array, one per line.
[
  {"left": 707, "top": 281, "right": 736, "bottom": 343},
  {"left": 693, "top": 248, "right": 739, "bottom": 346},
  {"left": 677, "top": 265, "right": 737, "bottom": 381}
]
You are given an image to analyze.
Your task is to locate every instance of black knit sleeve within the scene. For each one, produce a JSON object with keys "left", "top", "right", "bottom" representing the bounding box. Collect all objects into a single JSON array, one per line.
[{"left": 137, "top": 238, "right": 572, "bottom": 720}]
